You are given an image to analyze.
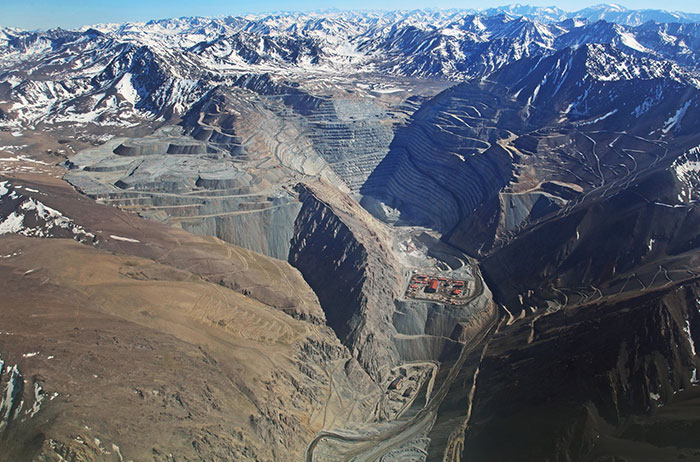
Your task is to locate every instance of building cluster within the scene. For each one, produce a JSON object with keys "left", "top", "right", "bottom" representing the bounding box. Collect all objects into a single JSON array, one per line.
[{"left": 405, "top": 273, "right": 468, "bottom": 305}]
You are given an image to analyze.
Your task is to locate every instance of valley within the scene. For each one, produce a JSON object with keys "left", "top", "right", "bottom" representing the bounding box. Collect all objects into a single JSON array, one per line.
[{"left": 2, "top": 5, "right": 700, "bottom": 462}]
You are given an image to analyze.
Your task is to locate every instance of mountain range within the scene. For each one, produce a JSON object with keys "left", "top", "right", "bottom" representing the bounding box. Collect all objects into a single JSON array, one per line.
[
  {"left": 2, "top": 4, "right": 700, "bottom": 462},
  {"left": 2, "top": 5, "right": 700, "bottom": 132}
]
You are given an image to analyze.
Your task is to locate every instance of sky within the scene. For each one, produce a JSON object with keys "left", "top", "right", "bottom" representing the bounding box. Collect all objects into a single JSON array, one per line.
[{"left": 3, "top": 1, "right": 700, "bottom": 30}]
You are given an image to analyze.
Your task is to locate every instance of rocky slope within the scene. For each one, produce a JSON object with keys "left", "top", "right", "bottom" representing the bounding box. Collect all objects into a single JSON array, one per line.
[
  {"left": 360, "top": 82, "right": 516, "bottom": 238},
  {"left": 3, "top": 7, "right": 700, "bottom": 135},
  {"left": 0, "top": 173, "right": 380, "bottom": 462},
  {"left": 363, "top": 43, "right": 700, "bottom": 255},
  {"left": 290, "top": 181, "right": 497, "bottom": 378},
  {"left": 460, "top": 282, "right": 700, "bottom": 462},
  {"left": 0, "top": 236, "right": 376, "bottom": 462},
  {"left": 289, "top": 180, "right": 404, "bottom": 378},
  {"left": 3, "top": 6, "right": 700, "bottom": 462}
]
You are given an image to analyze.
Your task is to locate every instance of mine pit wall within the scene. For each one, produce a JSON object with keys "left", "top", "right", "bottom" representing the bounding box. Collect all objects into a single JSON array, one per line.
[
  {"left": 289, "top": 181, "right": 499, "bottom": 380},
  {"left": 360, "top": 104, "right": 514, "bottom": 246},
  {"left": 288, "top": 183, "right": 403, "bottom": 379},
  {"left": 304, "top": 99, "right": 396, "bottom": 193},
  {"left": 180, "top": 200, "right": 302, "bottom": 260},
  {"left": 481, "top": 168, "right": 700, "bottom": 312},
  {"left": 112, "top": 141, "right": 213, "bottom": 156},
  {"left": 393, "top": 291, "right": 496, "bottom": 363}
]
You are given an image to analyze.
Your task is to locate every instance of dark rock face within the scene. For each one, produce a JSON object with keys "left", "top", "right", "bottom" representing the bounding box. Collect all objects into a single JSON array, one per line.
[
  {"left": 461, "top": 284, "right": 700, "bottom": 462},
  {"left": 289, "top": 181, "right": 497, "bottom": 381},
  {"left": 362, "top": 83, "right": 516, "bottom": 237},
  {"left": 482, "top": 170, "right": 693, "bottom": 311},
  {"left": 363, "top": 45, "right": 700, "bottom": 265},
  {"left": 289, "top": 182, "right": 403, "bottom": 378},
  {"left": 6, "top": 10, "right": 700, "bottom": 462}
]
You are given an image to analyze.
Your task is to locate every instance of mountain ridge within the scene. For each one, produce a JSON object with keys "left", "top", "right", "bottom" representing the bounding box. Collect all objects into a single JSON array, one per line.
[{"left": 3, "top": 7, "right": 700, "bottom": 133}]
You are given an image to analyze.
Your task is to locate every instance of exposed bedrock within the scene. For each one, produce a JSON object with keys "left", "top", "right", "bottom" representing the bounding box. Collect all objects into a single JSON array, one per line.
[
  {"left": 64, "top": 80, "right": 419, "bottom": 261},
  {"left": 361, "top": 83, "right": 516, "bottom": 237},
  {"left": 289, "top": 180, "right": 403, "bottom": 378},
  {"left": 361, "top": 64, "right": 700, "bottom": 260},
  {"left": 179, "top": 199, "right": 302, "bottom": 260},
  {"left": 304, "top": 99, "right": 396, "bottom": 192},
  {"left": 447, "top": 130, "right": 696, "bottom": 258},
  {"left": 459, "top": 282, "right": 700, "bottom": 462},
  {"left": 393, "top": 293, "right": 496, "bottom": 363},
  {"left": 183, "top": 80, "right": 404, "bottom": 194},
  {"left": 64, "top": 126, "right": 304, "bottom": 259},
  {"left": 288, "top": 180, "right": 496, "bottom": 378},
  {"left": 227, "top": 73, "right": 326, "bottom": 117},
  {"left": 223, "top": 76, "right": 400, "bottom": 192},
  {"left": 235, "top": 97, "right": 349, "bottom": 187},
  {"left": 482, "top": 164, "right": 700, "bottom": 313}
]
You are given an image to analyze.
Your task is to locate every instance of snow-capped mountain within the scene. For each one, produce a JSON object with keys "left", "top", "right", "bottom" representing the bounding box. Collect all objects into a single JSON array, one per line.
[
  {"left": 573, "top": 4, "right": 700, "bottom": 26},
  {"left": 484, "top": 5, "right": 568, "bottom": 23},
  {"left": 488, "top": 4, "right": 700, "bottom": 26},
  {"left": 493, "top": 43, "right": 700, "bottom": 135},
  {"left": 1, "top": 6, "right": 700, "bottom": 132}
]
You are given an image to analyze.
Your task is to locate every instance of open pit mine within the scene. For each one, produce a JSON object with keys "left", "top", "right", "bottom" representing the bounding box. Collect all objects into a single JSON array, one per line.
[{"left": 1, "top": 5, "right": 700, "bottom": 462}]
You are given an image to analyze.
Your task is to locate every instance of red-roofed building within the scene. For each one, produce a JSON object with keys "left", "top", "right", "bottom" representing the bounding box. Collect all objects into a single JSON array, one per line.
[{"left": 426, "top": 279, "right": 439, "bottom": 293}]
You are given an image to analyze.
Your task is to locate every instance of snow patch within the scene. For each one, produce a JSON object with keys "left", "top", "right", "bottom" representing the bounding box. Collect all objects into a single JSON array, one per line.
[
  {"left": 633, "top": 83, "right": 663, "bottom": 118},
  {"left": 0, "top": 195, "right": 95, "bottom": 241},
  {"left": 619, "top": 31, "right": 651, "bottom": 53},
  {"left": 0, "top": 365, "right": 23, "bottom": 429},
  {"left": 28, "top": 382, "right": 44, "bottom": 417},
  {"left": 663, "top": 100, "right": 691, "bottom": 134},
  {"left": 683, "top": 318, "right": 696, "bottom": 356},
  {"left": 109, "top": 234, "right": 140, "bottom": 243},
  {"left": 112, "top": 443, "right": 124, "bottom": 462},
  {"left": 672, "top": 146, "right": 700, "bottom": 201},
  {"left": 0, "top": 155, "right": 49, "bottom": 165},
  {"left": 578, "top": 109, "right": 618, "bottom": 126},
  {"left": 115, "top": 73, "right": 139, "bottom": 106},
  {"left": 372, "top": 87, "right": 404, "bottom": 94},
  {"left": 0, "top": 212, "right": 25, "bottom": 234}
]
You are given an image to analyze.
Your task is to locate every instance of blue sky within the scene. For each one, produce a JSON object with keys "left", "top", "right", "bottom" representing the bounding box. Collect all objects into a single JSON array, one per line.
[{"left": 3, "top": 1, "right": 700, "bottom": 30}]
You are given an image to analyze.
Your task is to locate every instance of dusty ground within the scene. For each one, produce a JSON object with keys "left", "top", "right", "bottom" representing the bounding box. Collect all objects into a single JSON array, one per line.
[
  {"left": 0, "top": 232, "right": 380, "bottom": 461},
  {"left": 0, "top": 162, "right": 380, "bottom": 461},
  {"left": 1, "top": 171, "right": 325, "bottom": 321}
]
